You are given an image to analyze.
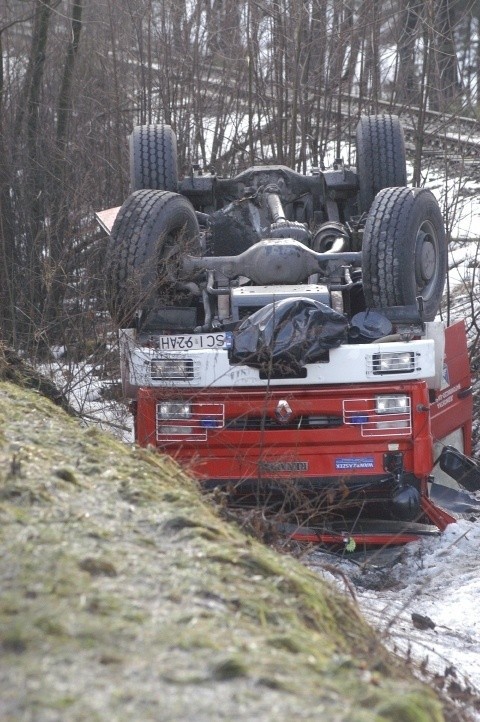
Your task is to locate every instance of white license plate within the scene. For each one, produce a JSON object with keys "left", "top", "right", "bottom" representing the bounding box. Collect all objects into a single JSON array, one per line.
[{"left": 157, "top": 332, "right": 226, "bottom": 351}]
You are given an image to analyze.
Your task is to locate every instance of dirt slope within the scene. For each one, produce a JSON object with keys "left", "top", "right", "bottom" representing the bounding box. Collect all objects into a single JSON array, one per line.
[{"left": 0, "top": 378, "right": 444, "bottom": 722}]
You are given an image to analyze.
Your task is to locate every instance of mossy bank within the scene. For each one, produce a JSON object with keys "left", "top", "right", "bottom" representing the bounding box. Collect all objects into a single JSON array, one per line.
[{"left": 0, "top": 379, "right": 444, "bottom": 722}]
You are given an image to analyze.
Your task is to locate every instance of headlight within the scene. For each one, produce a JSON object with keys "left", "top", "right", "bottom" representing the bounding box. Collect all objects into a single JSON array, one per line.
[
  {"left": 343, "top": 396, "right": 411, "bottom": 436},
  {"left": 375, "top": 395, "right": 410, "bottom": 432},
  {"left": 155, "top": 401, "right": 224, "bottom": 441},
  {"left": 151, "top": 358, "right": 194, "bottom": 379},
  {"left": 375, "top": 395, "right": 409, "bottom": 415},
  {"left": 157, "top": 402, "right": 192, "bottom": 437},
  {"left": 158, "top": 425, "right": 193, "bottom": 435},
  {"left": 372, "top": 351, "right": 414, "bottom": 375},
  {"left": 158, "top": 402, "right": 191, "bottom": 420}
]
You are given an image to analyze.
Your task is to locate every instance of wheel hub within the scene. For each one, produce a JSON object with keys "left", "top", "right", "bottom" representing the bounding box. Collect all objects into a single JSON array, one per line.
[{"left": 415, "top": 226, "right": 437, "bottom": 287}]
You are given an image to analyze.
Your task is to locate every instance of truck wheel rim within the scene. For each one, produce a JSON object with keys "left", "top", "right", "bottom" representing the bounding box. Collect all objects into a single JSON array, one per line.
[{"left": 414, "top": 221, "right": 439, "bottom": 297}]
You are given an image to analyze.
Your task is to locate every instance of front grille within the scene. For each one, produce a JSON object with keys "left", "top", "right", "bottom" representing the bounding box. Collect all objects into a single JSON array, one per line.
[{"left": 226, "top": 415, "right": 342, "bottom": 431}]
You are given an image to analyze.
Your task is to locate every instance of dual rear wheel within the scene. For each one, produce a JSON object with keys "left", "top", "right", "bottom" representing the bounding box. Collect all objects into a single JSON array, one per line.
[
  {"left": 362, "top": 187, "right": 446, "bottom": 321},
  {"left": 106, "top": 189, "right": 199, "bottom": 327}
]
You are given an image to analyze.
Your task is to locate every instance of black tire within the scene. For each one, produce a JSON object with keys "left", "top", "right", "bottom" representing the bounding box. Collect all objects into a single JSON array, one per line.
[
  {"left": 129, "top": 124, "right": 178, "bottom": 192},
  {"left": 106, "top": 189, "right": 199, "bottom": 326},
  {"left": 362, "top": 187, "right": 447, "bottom": 321},
  {"left": 356, "top": 115, "right": 407, "bottom": 213}
]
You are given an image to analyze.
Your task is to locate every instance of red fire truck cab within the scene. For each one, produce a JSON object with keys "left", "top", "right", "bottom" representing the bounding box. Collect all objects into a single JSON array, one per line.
[{"left": 120, "top": 318, "right": 474, "bottom": 546}]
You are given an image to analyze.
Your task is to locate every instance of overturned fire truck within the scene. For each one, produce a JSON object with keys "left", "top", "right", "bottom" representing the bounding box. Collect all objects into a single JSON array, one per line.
[{"left": 99, "top": 115, "right": 480, "bottom": 547}]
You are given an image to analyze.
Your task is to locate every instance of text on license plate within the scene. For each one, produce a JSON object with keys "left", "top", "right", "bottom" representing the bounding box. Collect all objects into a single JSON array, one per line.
[{"left": 157, "top": 333, "right": 226, "bottom": 351}]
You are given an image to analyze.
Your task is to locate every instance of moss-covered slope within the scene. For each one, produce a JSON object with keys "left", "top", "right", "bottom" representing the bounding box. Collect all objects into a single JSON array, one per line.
[{"left": 0, "top": 381, "right": 443, "bottom": 722}]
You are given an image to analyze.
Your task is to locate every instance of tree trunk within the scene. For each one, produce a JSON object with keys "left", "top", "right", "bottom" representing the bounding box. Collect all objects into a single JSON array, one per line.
[
  {"left": 0, "top": 30, "right": 17, "bottom": 343},
  {"left": 396, "top": 0, "right": 421, "bottom": 104},
  {"left": 22, "top": 0, "right": 54, "bottom": 349},
  {"left": 428, "top": 0, "right": 459, "bottom": 111},
  {"left": 43, "top": 1, "right": 84, "bottom": 335}
]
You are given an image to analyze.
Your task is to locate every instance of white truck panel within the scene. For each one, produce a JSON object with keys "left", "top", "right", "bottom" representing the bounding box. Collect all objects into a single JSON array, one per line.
[{"left": 120, "top": 330, "right": 436, "bottom": 391}]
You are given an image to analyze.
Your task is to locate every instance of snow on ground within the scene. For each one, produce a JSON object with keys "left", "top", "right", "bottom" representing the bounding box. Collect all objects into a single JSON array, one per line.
[
  {"left": 42, "top": 356, "right": 133, "bottom": 444},
  {"left": 307, "top": 516, "right": 480, "bottom": 720},
  {"left": 420, "top": 166, "right": 480, "bottom": 322},
  {"left": 425, "top": 173, "right": 480, "bottom": 241}
]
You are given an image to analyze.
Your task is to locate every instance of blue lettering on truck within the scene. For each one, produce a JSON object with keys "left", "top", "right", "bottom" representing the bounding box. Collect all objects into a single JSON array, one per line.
[{"left": 335, "top": 457, "right": 375, "bottom": 470}]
